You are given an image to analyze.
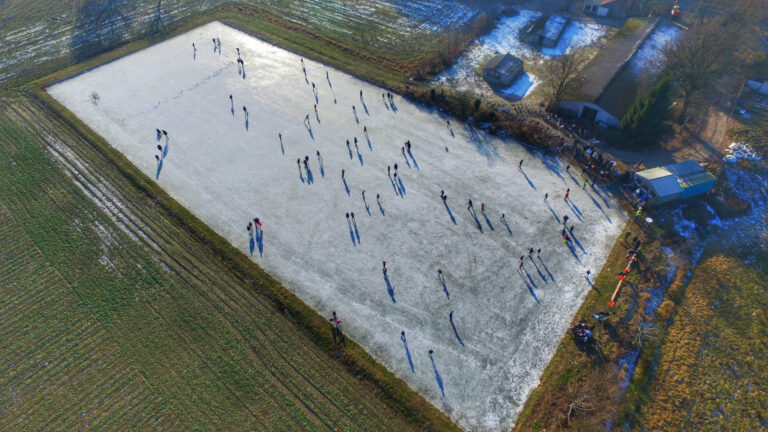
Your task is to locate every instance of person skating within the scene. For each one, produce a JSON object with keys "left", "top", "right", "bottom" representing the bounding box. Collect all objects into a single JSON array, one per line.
[
  {"left": 394, "top": 163, "right": 398, "bottom": 173},
  {"left": 480, "top": 203, "right": 485, "bottom": 213},
  {"left": 382, "top": 261, "right": 387, "bottom": 274},
  {"left": 192, "top": 42, "right": 196, "bottom": 52},
  {"left": 500, "top": 213, "right": 506, "bottom": 224},
  {"left": 544, "top": 193, "right": 548, "bottom": 201},
  {"left": 155, "top": 154, "right": 160, "bottom": 165},
  {"left": 563, "top": 214, "right": 569, "bottom": 225},
  {"left": 341, "top": 169, "right": 345, "bottom": 180},
  {"left": 467, "top": 199, "right": 473, "bottom": 210},
  {"left": 387, "top": 165, "right": 391, "bottom": 176},
  {"left": 564, "top": 188, "right": 570, "bottom": 200},
  {"left": 376, "top": 193, "right": 381, "bottom": 206},
  {"left": 537, "top": 248, "right": 541, "bottom": 256},
  {"left": 157, "top": 144, "right": 163, "bottom": 152},
  {"left": 518, "top": 159, "right": 523, "bottom": 169}
]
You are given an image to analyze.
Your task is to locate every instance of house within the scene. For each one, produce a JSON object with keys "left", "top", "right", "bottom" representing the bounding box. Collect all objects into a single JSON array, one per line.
[
  {"left": 583, "top": 0, "right": 631, "bottom": 18},
  {"left": 482, "top": 54, "right": 524, "bottom": 87},
  {"left": 559, "top": 17, "right": 659, "bottom": 127},
  {"left": 541, "top": 15, "right": 568, "bottom": 48},
  {"left": 635, "top": 160, "right": 716, "bottom": 205}
]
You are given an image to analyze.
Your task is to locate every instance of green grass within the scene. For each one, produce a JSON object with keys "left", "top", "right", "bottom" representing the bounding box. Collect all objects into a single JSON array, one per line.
[{"left": 0, "top": 94, "right": 458, "bottom": 431}]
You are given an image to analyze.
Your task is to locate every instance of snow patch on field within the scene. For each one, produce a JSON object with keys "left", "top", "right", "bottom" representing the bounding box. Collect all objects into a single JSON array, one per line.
[
  {"left": 501, "top": 73, "right": 540, "bottom": 99},
  {"left": 541, "top": 21, "right": 605, "bottom": 57},
  {"left": 436, "top": 11, "right": 604, "bottom": 98}
]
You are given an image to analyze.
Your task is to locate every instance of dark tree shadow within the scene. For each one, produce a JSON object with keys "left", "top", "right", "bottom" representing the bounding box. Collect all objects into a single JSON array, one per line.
[{"left": 71, "top": 0, "right": 131, "bottom": 63}]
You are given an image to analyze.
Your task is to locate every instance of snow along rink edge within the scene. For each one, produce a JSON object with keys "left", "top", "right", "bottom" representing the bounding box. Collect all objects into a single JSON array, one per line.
[{"left": 47, "top": 21, "right": 626, "bottom": 431}]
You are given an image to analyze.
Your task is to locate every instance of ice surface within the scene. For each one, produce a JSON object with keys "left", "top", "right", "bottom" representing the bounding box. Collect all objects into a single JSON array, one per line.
[
  {"left": 48, "top": 21, "right": 626, "bottom": 431},
  {"left": 437, "top": 11, "right": 604, "bottom": 97}
]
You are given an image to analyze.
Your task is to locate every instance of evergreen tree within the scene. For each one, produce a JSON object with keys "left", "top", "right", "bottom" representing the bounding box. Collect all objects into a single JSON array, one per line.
[{"left": 622, "top": 77, "right": 673, "bottom": 147}]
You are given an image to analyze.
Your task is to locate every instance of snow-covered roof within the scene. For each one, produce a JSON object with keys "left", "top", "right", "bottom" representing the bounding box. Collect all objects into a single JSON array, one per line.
[
  {"left": 542, "top": 15, "right": 568, "bottom": 42},
  {"left": 636, "top": 160, "right": 716, "bottom": 198}
]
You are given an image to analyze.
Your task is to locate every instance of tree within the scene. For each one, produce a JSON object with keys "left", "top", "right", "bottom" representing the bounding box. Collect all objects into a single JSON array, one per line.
[
  {"left": 621, "top": 77, "right": 673, "bottom": 147},
  {"left": 540, "top": 50, "right": 588, "bottom": 109},
  {"left": 661, "top": 20, "right": 738, "bottom": 119}
]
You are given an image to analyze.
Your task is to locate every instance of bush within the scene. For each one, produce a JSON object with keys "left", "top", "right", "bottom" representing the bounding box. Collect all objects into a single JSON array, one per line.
[{"left": 621, "top": 77, "right": 673, "bottom": 148}]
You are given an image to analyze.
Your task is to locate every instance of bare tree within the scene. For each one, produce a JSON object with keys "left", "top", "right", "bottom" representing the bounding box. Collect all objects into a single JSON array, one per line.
[
  {"left": 540, "top": 50, "right": 588, "bottom": 109},
  {"left": 662, "top": 19, "right": 740, "bottom": 119}
]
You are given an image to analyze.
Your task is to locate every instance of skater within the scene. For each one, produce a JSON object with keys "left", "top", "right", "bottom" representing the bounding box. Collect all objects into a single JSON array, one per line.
[
  {"left": 360, "top": 89, "right": 363, "bottom": 99},
  {"left": 155, "top": 154, "right": 160, "bottom": 164},
  {"left": 354, "top": 137, "right": 358, "bottom": 146},
  {"left": 519, "top": 260, "right": 524, "bottom": 269},
  {"left": 346, "top": 212, "right": 349, "bottom": 220},
  {"left": 352, "top": 105, "right": 356, "bottom": 115},
  {"left": 544, "top": 193, "right": 548, "bottom": 200},
  {"left": 500, "top": 213, "right": 506, "bottom": 223},
  {"left": 305, "top": 113, "right": 310, "bottom": 123},
  {"left": 586, "top": 269, "right": 591, "bottom": 277},
  {"left": 405, "top": 140, "right": 411, "bottom": 153},
  {"left": 401, "top": 146, "right": 405, "bottom": 156},
  {"left": 326, "top": 70, "right": 329, "bottom": 80},
  {"left": 329, "top": 318, "right": 339, "bottom": 344},
  {"left": 566, "top": 165, "right": 570, "bottom": 172},
  {"left": 247, "top": 221, "right": 252, "bottom": 233},
  {"left": 156, "top": 128, "right": 161, "bottom": 138},
  {"left": 569, "top": 224, "right": 575, "bottom": 233},
  {"left": 394, "top": 163, "right": 398, "bottom": 173},
  {"left": 236, "top": 47, "right": 240, "bottom": 56},
  {"left": 302, "top": 157, "right": 308, "bottom": 168},
  {"left": 253, "top": 218, "right": 262, "bottom": 235},
  {"left": 481, "top": 203, "right": 485, "bottom": 213},
  {"left": 278, "top": 132, "right": 282, "bottom": 142},
  {"left": 528, "top": 247, "right": 534, "bottom": 257},
  {"left": 362, "top": 190, "right": 366, "bottom": 200},
  {"left": 467, "top": 199, "right": 473, "bottom": 210},
  {"left": 314, "top": 104, "right": 318, "bottom": 115},
  {"left": 442, "top": 193, "right": 447, "bottom": 203},
  {"left": 351, "top": 212, "right": 355, "bottom": 222},
  {"left": 192, "top": 42, "right": 196, "bottom": 52},
  {"left": 341, "top": 169, "right": 345, "bottom": 179},
  {"left": 583, "top": 178, "right": 589, "bottom": 189},
  {"left": 446, "top": 120, "right": 450, "bottom": 128},
  {"left": 382, "top": 261, "right": 387, "bottom": 274},
  {"left": 563, "top": 215, "right": 569, "bottom": 225},
  {"left": 363, "top": 126, "right": 367, "bottom": 135},
  {"left": 518, "top": 159, "right": 523, "bottom": 169},
  {"left": 387, "top": 165, "right": 391, "bottom": 176},
  {"left": 376, "top": 193, "right": 381, "bottom": 205},
  {"left": 438, "top": 269, "right": 442, "bottom": 279},
  {"left": 564, "top": 188, "right": 570, "bottom": 200},
  {"left": 162, "top": 129, "right": 167, "bottom": 137},
  {"left": 157, "top": 144, "right": 163, "bottom": 152},
  {"left": 537, "top": 248, "right": 541, "bottom": 256}
]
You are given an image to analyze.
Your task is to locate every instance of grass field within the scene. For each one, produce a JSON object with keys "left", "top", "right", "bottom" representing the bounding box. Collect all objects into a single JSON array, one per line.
[
  {"left": 633, "top": 248, "right": 768, "bottom": 430},
  {"left": 0, "top": 94, "right": 456, "bottom": 430}
]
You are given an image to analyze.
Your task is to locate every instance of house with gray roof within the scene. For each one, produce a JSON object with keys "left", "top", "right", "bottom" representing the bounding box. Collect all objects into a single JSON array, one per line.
[{"left": 482, "top": 53, "right": 524, "bottom": 87}]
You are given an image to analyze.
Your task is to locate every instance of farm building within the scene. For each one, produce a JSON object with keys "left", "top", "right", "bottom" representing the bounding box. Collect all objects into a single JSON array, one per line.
[
  {"left": 583, "top": 0, "right": 630, "bottom": 17},
  {"left": 541, "top": 15, "right": 568, "bottom": 48},
  {"left": 482, "top": 53, "right": 524, "bottom": 87},
  {"left": 635, "top": 160, "right": 716, "bottom": 205},
  {"left": 559, "top": 18, "right": 659, "bottom": 127}
]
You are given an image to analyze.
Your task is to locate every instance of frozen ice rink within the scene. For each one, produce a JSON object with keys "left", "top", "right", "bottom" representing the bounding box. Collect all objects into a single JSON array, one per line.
[{"left": 49, "top": 22, "right": 626, "bottom": 431}]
